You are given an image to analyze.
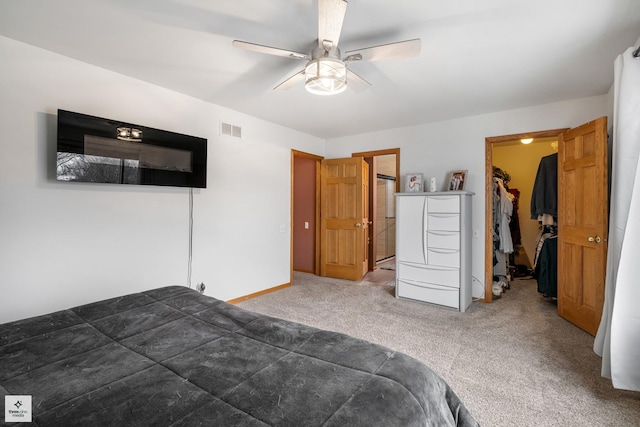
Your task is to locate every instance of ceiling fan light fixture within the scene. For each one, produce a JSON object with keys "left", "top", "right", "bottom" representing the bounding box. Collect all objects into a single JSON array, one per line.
[{"left": 305, "top": 57, "right": 347, "bottom": 95}]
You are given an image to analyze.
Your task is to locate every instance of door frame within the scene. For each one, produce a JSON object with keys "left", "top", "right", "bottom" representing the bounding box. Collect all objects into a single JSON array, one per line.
[
  {"left": 291, "top": 150, "right": 323, "bottom": 281},
  {"left": 352, "top": 148, "right": 400, "bottom": 271},
  {"left": 291, "top": 148, "right": 400, "bottom": 281},
  {"left": 484, "top": 129, "right": 568, "bottom": 302}
]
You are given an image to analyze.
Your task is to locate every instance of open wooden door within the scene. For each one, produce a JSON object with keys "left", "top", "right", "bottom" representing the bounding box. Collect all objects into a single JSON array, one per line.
[
  {"left": 320, "top": 157, "right": 369, "bottom": 281},
  {"left": 557, "top": 116, "right": 608, "bottom": 336}
]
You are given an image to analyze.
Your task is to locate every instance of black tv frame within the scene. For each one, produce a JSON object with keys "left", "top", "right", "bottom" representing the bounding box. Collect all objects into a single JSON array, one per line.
[{"left": 56, "top": 109, "right": 207, "bottom": 188}]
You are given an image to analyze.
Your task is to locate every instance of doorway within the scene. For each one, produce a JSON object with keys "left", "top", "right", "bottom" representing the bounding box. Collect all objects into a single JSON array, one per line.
[
  {"left": 485, "top": 119, "right": 609, "bottom": 336},
  {"left": 376, "top": 171, "right": 396, "bottom": 264},
  {"left": 484, "top": 129, "right": 568, "bottom": 302},
  {"left": 291, "top": 148, "right": 400, "bottom": 280},
  {"left": 492, "top": 137, "right": 559, "bottom": 271},
  {"left": 352, "top": 148, "right": 400, "bottom": 272},
  {"left": 292, "top": 150, "right": 323, "bottom": 277}
]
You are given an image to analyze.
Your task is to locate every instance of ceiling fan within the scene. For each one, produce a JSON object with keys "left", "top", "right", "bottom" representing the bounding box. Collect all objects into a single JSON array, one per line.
[{"left": 232, "top": 0, "right": 421, "bottom": 95}]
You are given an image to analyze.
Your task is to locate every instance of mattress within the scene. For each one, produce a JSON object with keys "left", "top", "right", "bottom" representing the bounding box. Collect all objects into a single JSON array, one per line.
[{"left": 0, "top": 286, "right": 478, "bottom": 426}]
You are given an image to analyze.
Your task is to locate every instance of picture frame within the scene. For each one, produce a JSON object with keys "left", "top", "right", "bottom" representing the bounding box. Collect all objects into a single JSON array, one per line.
[
  {"left": 404, "top": 173, "right": 423, "bottom": 192},
  {"left": 448, "top": 170, "right": 468, "bottom": 191}
]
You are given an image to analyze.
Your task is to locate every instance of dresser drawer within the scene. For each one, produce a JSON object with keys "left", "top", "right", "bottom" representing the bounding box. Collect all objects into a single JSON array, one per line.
[
  {"left": 427, "top": 248, "right": 460, "bottom": 268},
  {"left": 427, "top": 230, "right": 460, "bottom": 250},
  {"left": 427, "top": 196, "right": 460, "bottom": 213},
  {"left": 397, "top": 262, "right": 460, "bottom": 288},
  {"left": 428, "top": 213, "right": 460, "bottom": 231},
  {"left": 397, "top": 279, "right": 459, "bottom": 309}
]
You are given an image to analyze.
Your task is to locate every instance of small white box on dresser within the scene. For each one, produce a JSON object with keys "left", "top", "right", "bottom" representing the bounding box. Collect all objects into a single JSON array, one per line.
[{"left": 395, "top": 191, "right": 474, "bottom": 312}]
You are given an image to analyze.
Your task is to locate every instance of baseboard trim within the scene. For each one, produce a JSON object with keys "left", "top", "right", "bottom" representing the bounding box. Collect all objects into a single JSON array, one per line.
[{"left": 226, "top": 282, "right": 291, "bottom": 304}]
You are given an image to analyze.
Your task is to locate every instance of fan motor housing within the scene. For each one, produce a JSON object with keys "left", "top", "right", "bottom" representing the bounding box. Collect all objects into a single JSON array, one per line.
[{"left": 312, "top": 46, "right": 341, "bottom": 60}]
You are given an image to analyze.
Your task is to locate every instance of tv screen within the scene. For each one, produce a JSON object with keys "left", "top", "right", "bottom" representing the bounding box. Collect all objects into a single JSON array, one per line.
[{"left": 56, "top": 110, "right": 207, "bottom": 188}]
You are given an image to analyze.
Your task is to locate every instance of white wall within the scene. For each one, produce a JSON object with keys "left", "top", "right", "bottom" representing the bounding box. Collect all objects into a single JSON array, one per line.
[
  {"left": 326, "top": 97, "right": 609, "bottom": 298},
  {"left": 0, "top": 36, "right": 324, "bottom": 323}
]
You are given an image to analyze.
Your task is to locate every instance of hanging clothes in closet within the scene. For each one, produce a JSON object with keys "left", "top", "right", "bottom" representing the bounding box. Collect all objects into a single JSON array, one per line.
[
  {"left": 492, "top": 166, "right": 515, "bottom": 296},
  {"left": 507, "top": 188, "right": 527, "bottom": 277},
  {"left": 508, "top": 188, "right": 522, "bottom": 248},
  {"left": 530, "top": 154, "right": 558, "bottom": 298},
  {"left": 534, "top": 225, "right": 557, "bottom": 298}
]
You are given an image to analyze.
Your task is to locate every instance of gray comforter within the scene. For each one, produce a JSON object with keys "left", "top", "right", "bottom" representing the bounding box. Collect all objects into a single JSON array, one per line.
[{"left": 0, "top": 286, "right": 478, "bottom": 426}]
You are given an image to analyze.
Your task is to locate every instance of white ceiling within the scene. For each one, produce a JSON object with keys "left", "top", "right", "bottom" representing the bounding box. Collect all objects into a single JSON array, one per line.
[{"left": 2, "top": 0, "right": 639, "bottom": 139}]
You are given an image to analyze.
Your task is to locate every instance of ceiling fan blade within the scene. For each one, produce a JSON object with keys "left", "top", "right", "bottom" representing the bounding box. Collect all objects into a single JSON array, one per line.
[
  {"left": 347, "top": 69, "right": 371, "bottom": 93},
  {"left": 232, "top": 40, "right": 309, "bottom": 60},
  {"left": 318, "top": 0, "right": 348, "bottom": 49},
  {"left": 344, "top": 38, "right": 421, "bottom": 62},
  {"left": 274, "top": 70, "right": 306, "bottom": 91}
]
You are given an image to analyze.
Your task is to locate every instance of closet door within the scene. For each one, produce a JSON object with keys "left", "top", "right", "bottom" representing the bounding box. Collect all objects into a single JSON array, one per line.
[{"left": 557, "top": 117, "right": 608, "bottom": 336}]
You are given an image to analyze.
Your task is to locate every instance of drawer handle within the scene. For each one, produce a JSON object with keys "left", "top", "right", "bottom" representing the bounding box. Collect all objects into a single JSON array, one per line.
[
  {"left": 398, "top": 279, "right": 458, "bottom": 291},
  {"left": 429, "top": 248, "right": 458, "bottom": 254},
  {"left": 398, "top": 262, "right": 458, "bottom": 272}
]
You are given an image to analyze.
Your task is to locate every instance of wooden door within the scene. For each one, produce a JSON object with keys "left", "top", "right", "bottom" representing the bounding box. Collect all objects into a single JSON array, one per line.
[
  {"left": 320, "top": 157, "right": 369, "bottom": 281},
  {"left": 557, "top": 116, "right": 608, "bottom": 336},
  {"left": 292, "top": 151, "right": 322, "bottom": 275}
]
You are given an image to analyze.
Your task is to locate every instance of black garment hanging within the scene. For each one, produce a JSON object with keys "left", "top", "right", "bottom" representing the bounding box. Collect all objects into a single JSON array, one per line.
[
  {"left": 508, "top": 188, "right": 522, "bottom": 246},
  {"left": 535, "top": 235, "right": 557, "bottom": 298},
  {"left": 530, "top": 153, "right": 558, "bottom": 219},
  {"left": 533, "top": 225, "right": 557, "bottom": 298}
]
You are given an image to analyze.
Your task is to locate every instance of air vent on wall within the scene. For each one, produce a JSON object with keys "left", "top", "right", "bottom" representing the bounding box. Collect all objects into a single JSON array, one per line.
[{"left": 221, "top": 122, "right": 242, "bottom": 138}]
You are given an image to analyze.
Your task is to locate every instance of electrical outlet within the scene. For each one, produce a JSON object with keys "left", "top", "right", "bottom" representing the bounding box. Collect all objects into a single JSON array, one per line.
[
  {"left": 196, "top": 282, "right": 206, "bottom": 293},
  {"left": 279, "top": 224, "right": 286, "bottom": 233}
]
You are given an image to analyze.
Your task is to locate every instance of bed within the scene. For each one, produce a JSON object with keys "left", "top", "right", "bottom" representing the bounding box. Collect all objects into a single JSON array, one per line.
[{"left": 0, "top": 286, "right": 478, "bottom": 426}]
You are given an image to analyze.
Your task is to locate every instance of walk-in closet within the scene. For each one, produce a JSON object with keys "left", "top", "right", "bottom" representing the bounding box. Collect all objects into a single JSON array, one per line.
[{"left": 491, "top": 138, "right": 558, "bottom": 299}]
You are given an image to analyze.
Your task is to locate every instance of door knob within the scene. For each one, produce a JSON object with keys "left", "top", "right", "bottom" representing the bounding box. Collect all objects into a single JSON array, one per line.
[
  {"left": 587, "top": 235, "right": 601, "bottom": 243},
  {"left": 355, "top": 223, "right": 361, "bottom": 227}
]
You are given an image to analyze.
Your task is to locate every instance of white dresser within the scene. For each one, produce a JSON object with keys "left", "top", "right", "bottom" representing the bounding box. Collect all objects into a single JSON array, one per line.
[{"left": 395, "top": 191, "right": 473, "bottom": 312}]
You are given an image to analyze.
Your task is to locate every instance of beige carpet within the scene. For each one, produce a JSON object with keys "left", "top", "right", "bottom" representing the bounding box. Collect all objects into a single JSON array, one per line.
[{"left": 238, "top": 270, "right": 640, "bottom": 426}]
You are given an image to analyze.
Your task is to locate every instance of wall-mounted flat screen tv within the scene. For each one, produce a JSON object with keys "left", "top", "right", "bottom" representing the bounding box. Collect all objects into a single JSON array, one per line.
[{"left": 56, "top": 109, "right": 207, "bottom": 188}]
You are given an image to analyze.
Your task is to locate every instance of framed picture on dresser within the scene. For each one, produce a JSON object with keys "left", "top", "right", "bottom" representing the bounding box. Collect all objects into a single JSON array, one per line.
[
  {"left": 448, "top": 170, "right": 467, "bottom": 191},
  {"left": 405, "top": 173, "right": 423, "bottom": 192}
]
